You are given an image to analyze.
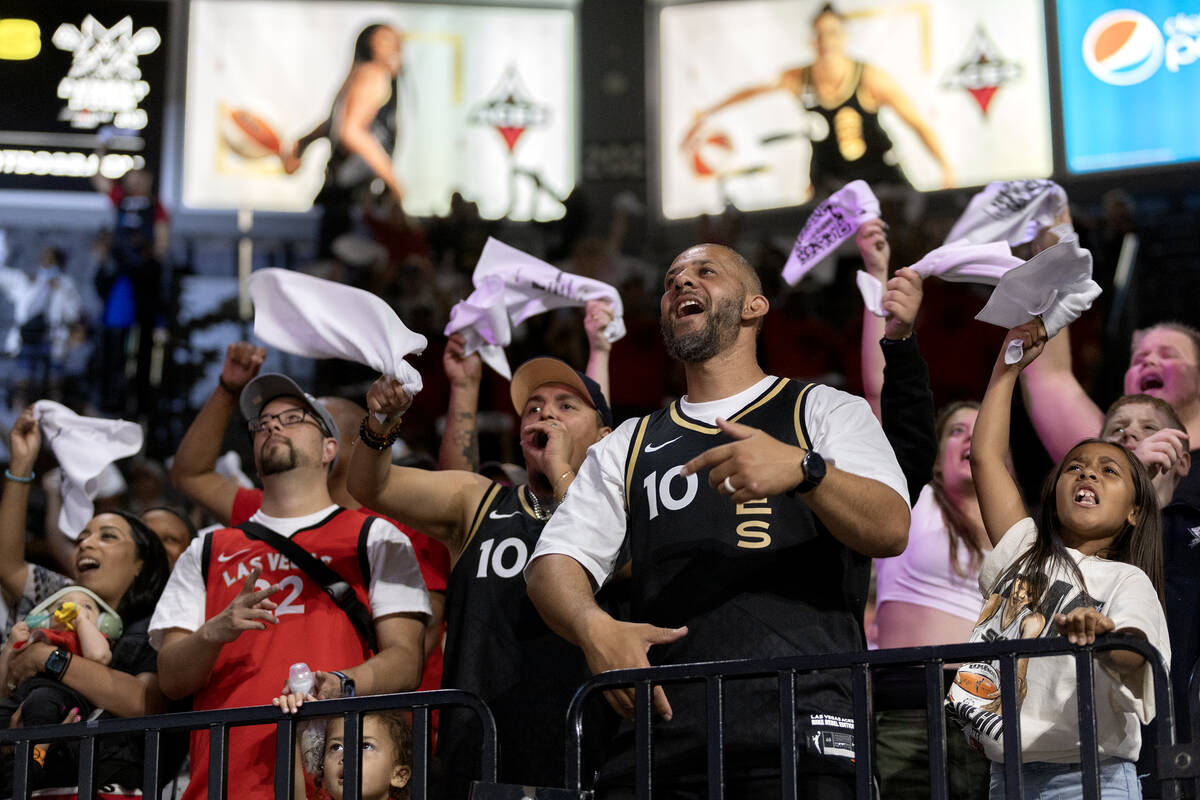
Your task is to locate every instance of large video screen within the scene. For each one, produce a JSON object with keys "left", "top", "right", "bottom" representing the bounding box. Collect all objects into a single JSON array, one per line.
[
  {"left": 658, "top": 0, "right": 1054, "bottom": 219},
  {"left": 183, "top": 1, "right": 575, "bottom": 220},
  {"left": 1057, "top": 1, "right": 1200, "bottom": 173},
  {"left": 0, "top": 0, "right": 168, "bottom": 193}
]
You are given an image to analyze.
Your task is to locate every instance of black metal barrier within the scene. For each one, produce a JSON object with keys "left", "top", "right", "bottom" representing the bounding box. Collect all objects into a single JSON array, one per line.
[
  {"left": 0, "top": 688, "right": 494, "bottom": 800},
  {"left": 565, "top": 634, "right": 1200, "bottom": 800}
]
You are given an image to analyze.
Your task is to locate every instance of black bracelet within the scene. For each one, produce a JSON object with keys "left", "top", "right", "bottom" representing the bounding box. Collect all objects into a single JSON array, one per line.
[
  {"left": 358, "top": 416, "right": 399, "bottom": 451},
  {"left": 217, "top": 376, "right": 240, "bottom": 396}
]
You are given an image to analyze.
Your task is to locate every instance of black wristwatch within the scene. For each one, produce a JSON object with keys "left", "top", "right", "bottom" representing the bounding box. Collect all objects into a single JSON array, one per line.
[
  {"left": 795, "top": 450, "right": 827, "bottom": 494},
  {"left": 43, "top": 648, "right": 72, "bottom": 682},
  {"left": 330, "top": 670, "right": 356, "bottom": 697}
]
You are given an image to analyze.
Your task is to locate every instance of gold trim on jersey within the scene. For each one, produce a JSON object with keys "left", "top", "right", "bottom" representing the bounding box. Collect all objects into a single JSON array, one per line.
[
  {"left": 461, "top": 483, "right": 502, "bottom": 558},
  {"left": 667, "top": 378, "right": 791, "bottom": 434},
  {"left": 793, "top": 382, "right": 815, "bottom": 450},
  {"left": 624, "top": 416, "right": 652, "bottom": 511}
]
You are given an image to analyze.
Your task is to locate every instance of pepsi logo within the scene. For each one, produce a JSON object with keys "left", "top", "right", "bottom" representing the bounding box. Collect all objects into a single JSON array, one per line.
[{"left": 1082, "top": 9, "right": 1165, "bottom": 86}]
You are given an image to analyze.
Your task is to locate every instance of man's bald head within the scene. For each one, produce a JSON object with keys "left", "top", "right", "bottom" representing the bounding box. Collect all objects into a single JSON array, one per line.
[{"left": 671, "top": 243, "right": 762, "bottom": 296}]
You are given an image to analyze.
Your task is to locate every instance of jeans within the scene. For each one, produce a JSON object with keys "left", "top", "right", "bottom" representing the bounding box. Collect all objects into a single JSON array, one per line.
[{"left": 989, "top": 758, "right": 1141, "bottom": 799}]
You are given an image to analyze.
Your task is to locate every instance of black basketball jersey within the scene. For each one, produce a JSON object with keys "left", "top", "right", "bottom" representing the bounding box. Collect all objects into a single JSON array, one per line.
[
  {"left": 437, "top": 483, "right": 595, "bottom": 795},
  {"left": 798, "top": 61, "right": 909, "bottom": 192},
  {"left": 615, "top": 377, "right": 868, "bottom": 776}
]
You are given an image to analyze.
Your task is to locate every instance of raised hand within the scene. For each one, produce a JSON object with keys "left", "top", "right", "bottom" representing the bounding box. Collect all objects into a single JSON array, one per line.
[
  {"left": 442, "top": 333, "right": 482, "bottom": 388},
  {"left": 8, "top": 407, "right": 40, "bottom": 477},
  {"left": 222, "top": 342, "right": 267, "bottom": 393},
  {"left": 996, "top": 319, "right": 1048, "bottom": 374},
  {"left": 881, "top": 268, "right": 924, "bottom": 341},
  {"left": 365, "top": 375, "right": 413, "bottom": 424},
  {"left": 520, "top": 417, "right": 575, "bottom": 485},
  {"left": 856, "top": 219, "right": 891, "bottom": 279},
  {"left": 583, "top": 299, "right": 615, "bottom": 354}
]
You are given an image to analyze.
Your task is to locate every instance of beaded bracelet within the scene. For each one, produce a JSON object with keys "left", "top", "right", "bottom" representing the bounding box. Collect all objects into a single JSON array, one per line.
[
  {"left": 358, "top": 416, "right": 400, "bottom": 451},
  {"left": 4, "top": 469, "right": 34, "bottom": 484},
  {"left": 217, "top": 376, "right": 240, "bottom": 396}
]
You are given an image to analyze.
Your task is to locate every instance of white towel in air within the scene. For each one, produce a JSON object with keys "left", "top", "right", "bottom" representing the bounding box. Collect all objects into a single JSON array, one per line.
[
  {"left": 783, "top": 180, "right": 880, "bottom": 285},
  {"left": 946, "top": 180, "right": 1069, "bottom": 246},
  {"left": 445, "top": 237, "right": 626, "bottom": 378},
  {"left": 976, "top": 231, "right": 1101, "bottom": 364},
  {"left": 857, "top": 240, "right": 1023, "bottom": 317},
  {"left": 248, "top": 268, "right": 427, "bottom": 395},
  {"left": 32, "top": 401, "right": 143, "bottom": 538}
]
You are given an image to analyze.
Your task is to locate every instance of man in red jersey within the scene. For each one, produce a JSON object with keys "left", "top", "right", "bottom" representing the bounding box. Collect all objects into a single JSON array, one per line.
[{"left": 150, "top": 369, "right": 430, "bottom": 800}]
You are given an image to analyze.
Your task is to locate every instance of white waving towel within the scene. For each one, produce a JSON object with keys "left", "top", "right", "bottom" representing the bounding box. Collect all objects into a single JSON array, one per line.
[
  {"left": 444, "top": 237, "right": 626, "bottom": 379},
  {"left": 783, "top": 181, "right": 880, "bottom": 285},
  {"left": 32, "top": 401, "right": 143, "bottom": 538},
  {"left": 858, "top": 240, "right": 1023, "bottom": 317},
  {"left": 248, "top": 268, "right": 427, "bottom": 395},
  {"left": 975, "top": 231, "right": 1101, "bottom": 364},
  {"left": 946, "top": 180, "right": 1068, "bottom": 247}
]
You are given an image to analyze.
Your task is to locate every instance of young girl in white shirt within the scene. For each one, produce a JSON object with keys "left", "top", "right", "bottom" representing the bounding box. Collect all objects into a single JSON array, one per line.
[{"left": 951, "top": 321, "right": 1169, "bottom": 800}]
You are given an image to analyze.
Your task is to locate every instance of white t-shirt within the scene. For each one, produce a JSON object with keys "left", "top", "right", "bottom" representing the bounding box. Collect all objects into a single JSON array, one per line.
[
  {"left": 149, "top": 505, "right": 432, "bottom": 649},
  {"left": 529, "top": 376, "right": 910, "bottom": 588},
  {"left": 948, "top": 517, "right": 1170, "bottom": 763}
]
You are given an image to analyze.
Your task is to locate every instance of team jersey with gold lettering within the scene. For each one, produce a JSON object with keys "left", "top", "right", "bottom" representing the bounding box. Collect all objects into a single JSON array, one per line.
[{"left": 619, "top": 377, "right": 869, "bottom": 774}]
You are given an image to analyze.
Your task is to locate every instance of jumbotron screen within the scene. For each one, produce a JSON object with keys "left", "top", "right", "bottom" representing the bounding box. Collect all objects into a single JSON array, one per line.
[
  {"left": 183, "top": 1, "right": 575, "bottom": 220},
  {"left": 657, "top": 0, "right": 1054, "bottom": 219},
  {"left": 1057, "top": 0, "right": 1200, "bottom": 173},
  {"left": 0, "top": 0, "right": 168, "bottom": 193}
]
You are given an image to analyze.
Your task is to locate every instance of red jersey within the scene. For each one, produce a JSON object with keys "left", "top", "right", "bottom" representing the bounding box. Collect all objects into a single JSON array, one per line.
[
  {"left": 231, "top": 488, "right": 449, "bottom": 694},
  {"left": 183, "top": 508, "right": 374, "bottom": 800}
]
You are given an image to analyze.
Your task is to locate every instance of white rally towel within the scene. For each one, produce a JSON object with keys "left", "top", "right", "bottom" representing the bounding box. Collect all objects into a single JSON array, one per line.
[
  {"left": 783, "top": 180, "right": 880, "bottom": 285},
  {"left": 32, "top": 401, "right": 143, "bottom": 538},
  {"left": 444, "top": 237, "right": 626, "bottom": 378},
  {"left": 946, "top": 180, "right": 1068, "bottom": 247},
  {"left": 857, "top": 240, "right": 1023, "bottom": 317},
  {"left": 248, "top": 268, "right": 427, "bottom": 395},
  {"left": 975, "top": 231, "right": 1101, "bottom": 364}
]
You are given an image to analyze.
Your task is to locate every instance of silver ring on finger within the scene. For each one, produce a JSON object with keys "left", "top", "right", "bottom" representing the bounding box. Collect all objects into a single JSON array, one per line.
[{"left": 722, "top": 476, "right": 735, "bottom": 495}]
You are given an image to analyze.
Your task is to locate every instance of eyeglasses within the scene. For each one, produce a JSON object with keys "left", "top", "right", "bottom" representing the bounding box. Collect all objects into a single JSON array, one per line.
[{"left": 248, "top": 407, "right": 326, "bottom": 435}]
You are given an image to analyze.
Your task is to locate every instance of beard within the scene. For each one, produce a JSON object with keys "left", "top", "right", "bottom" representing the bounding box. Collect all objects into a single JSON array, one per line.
[
  {"left": 258, "top": 437, "right": 299, "bottom": 476},
  {"left": 660, "top": 293, "right": 743, "bottom": 363}
]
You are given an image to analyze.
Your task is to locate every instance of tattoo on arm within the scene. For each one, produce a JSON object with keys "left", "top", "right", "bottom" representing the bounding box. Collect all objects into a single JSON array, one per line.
[{"left": 455, "top": 412, "right": 480, "bottom": 472}]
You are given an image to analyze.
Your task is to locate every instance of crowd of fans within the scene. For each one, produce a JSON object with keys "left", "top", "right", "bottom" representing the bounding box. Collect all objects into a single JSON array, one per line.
[{"left": 0, "top": 170, "right": 1196, "bottom": 800}]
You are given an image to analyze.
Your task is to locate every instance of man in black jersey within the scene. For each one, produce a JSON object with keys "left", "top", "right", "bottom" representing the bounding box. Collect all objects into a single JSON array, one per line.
[
  {"left": 526, "top": 243, "right": 910, "bottom": 798},
  {"left": 346, "top": 357, "right": 613, "bottom": 796}
]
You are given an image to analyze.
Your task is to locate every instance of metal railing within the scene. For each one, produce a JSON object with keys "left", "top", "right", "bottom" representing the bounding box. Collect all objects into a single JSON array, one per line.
[
  {"left": 0, "top": 688, "right": 494, "bottom": 800},
  {"left": 565, "top": 633, "right": 1198, "bottom": 800}
]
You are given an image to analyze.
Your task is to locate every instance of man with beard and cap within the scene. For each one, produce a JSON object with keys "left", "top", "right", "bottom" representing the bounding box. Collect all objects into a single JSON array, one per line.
[
  {"left": 150, "top": 371, "right": 431, "bottom": 800},
  {"left": 169, "top": 342, "right": 451, "bottom": 695},
  {"left": 347, "top": 356, "right": 613, "bottom": 796},
  {"left": 524, "top": 243, "right": 910, "bottom": 798}
]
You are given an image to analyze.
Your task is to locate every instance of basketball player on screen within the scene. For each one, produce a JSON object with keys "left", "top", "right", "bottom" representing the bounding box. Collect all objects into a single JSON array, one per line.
[
  {"left": 281, "top": 23, "right": 407, "bottom": 256},
  {"left": 683, "top": 3, "right": 954, "bottom": 197}
]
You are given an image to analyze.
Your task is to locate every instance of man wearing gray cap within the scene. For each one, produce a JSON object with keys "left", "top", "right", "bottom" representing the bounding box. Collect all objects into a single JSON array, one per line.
[{"left": 149, "top": 371, "right": 431, "bottom": 800}]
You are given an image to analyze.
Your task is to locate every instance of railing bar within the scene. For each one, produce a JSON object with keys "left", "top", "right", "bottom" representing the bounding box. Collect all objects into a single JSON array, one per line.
[
  {"left": 143, "top": 728, "right": 162, "bottom": 797},
  {"left": 273, "top": 717, "right": 296, "bottom": 800},
  {"left": 1075, "top": 651, "right": 1100, "bottom": 800},
  {"left": 344, "top": 710, "right": 362, "bottom": 800},
  {"left": 479, "top": 700, "right": 498, "bottom": 783},
  {"left": 208, "top": 722, "right": 229, "bottom": 800},
  {"left": 925, "top": 661, "right": 949, "bottom": 800},
  {"left": 411, "top": 706, "right": 430, "bottom": 800},
  {"left": 635, "top": 681, "right": 653, "bottom": 800},
  {"left": 999, "top": 654, "right": 1023, "bottom": 800},
  {"left": 12, "top": 739, "right": 31, "bottom": 800},
  {"left": 77, "top": 732, "right": 96, "bottom": 800},
  {"left": 707, "top": 675, "right": 724, "bottom": 800},
  {"left": 852, "top": 664, "right": 874, "bottom": 800},
  {"left": 779, "top": 670, "right": 797, "bottom": 800},
  {"left": 565, "top": 690, "right": 585, "bottom": 792}
]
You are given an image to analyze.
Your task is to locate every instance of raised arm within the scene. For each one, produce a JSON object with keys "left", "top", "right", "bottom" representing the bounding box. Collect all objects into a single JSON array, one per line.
[
  {"left": 681, "top": 69, "right": 794, "bottom": 150},
  {"left": 0, "top": 407, "right": 39, "bottom": 604},
  {"left": 971, "top": 322, "right": 1047, "bottom": 545},
  {"left": 349, "top": 377, "right": 492, "bottom": 555},
  {"left": 863, "top": 66, "right": 954, "bottom": 188},
  {"left": 858, "top": 219, "right": 891, "bottom": 418},
  {"left": 169, "top": 342, "right": 265, "bottom": 525},
  {"left": 583, "top": 299, "right": 615, "bottom": 403},
  {"left": 436, "top": 334, "right": 483, "bottom": 473},
  {"left": 338, "top": 64, "right": 405, "bottom": 203},
  {"left": 1018, "top": 325, "right": 1104, "bottom": 463}
]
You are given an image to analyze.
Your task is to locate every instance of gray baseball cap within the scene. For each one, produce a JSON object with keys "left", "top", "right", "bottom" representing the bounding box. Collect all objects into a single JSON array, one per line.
[{"left": 239, "top": 373, "right": 340, "bottom": 441}]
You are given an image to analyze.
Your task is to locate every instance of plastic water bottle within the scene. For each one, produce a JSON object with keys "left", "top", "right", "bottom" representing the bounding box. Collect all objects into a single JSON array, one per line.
[{"left": 288, "top": 662, "right": 314, "bottom": 696}]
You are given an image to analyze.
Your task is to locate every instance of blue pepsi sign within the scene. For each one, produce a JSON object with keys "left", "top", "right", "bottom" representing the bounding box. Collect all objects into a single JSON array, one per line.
[{"left": 1057, "top": 1, "right": 1200, "bottom": 172}]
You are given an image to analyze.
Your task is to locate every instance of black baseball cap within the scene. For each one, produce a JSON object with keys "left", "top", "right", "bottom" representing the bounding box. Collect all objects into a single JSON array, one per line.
[
  {"left": 510, "top": 357, "right": 614, "bottom": 428},
  {"left": 240, "top": 373, "right": 340, "bottom": 441}
]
